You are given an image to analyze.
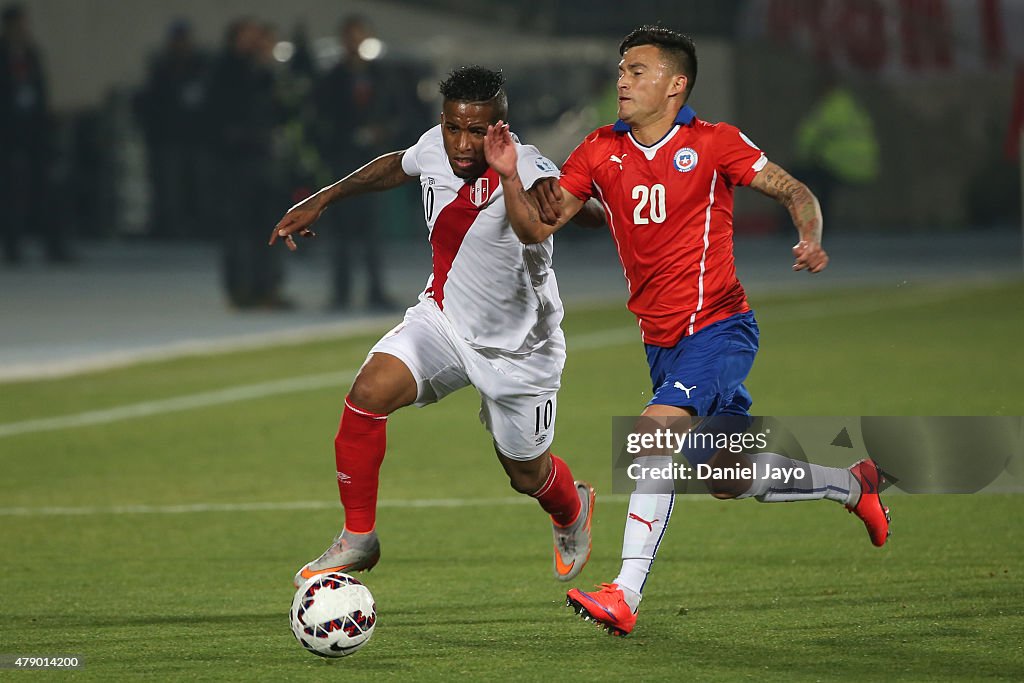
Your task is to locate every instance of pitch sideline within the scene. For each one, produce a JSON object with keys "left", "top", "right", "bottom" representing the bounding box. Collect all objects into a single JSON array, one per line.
[
  {"left": 0, "top": 327, "right": 639, "bottom": 439},
  {"left": 0, "top": 285, "right": 974, "bottom": 440},
  {"left": 0, "top": 494, "right": 650, "bottom": 517}
]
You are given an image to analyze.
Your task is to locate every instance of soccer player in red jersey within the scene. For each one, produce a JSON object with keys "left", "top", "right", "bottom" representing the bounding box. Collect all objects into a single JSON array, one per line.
[
  {"left": 271, "top": 66, "right": 594, "bottom": 589},
  {"left": 485, "top": 26, "right": 890, "bottom": 636}
]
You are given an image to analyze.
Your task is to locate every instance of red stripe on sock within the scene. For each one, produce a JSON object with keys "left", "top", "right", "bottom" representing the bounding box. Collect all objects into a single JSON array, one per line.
[
  {"left": 531, "top": 454, "right": 582, "bottom": 527},
  {"left": 335, "top": 396, "right": 388, "bottom": 533},
  {"left": 344, "top": 398, "right": 388, "bottom": 419}
]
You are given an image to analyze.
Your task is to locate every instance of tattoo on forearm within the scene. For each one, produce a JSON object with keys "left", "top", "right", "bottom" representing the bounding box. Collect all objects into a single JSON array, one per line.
[
  {"left": 757, "top": 166, "right": 801, "bottom": 204},
  {"left": 347, "top": 153, "right": 408, "bottom": 192},
  {"left": 326, "top": 152, "right": 409, "bottom": 203},
  {"left": 789, "top": 185, "right": 822, "bottom": 241},
  {"left": 753, "top": 162, "right": 821, "bottom": 240},
  {"left": 515, "top": 187, "right": 541, "bottom": 224}
]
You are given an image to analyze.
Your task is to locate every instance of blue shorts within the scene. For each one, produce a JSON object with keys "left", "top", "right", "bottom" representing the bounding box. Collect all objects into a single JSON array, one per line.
[{"left": 646, "top": 311, "right": 759, "bottom": 416}]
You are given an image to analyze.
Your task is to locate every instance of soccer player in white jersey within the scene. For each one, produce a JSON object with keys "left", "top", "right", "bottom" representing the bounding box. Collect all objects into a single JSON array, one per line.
[{"left": 270, "top": 66, "right": 595, "bottom": 588}]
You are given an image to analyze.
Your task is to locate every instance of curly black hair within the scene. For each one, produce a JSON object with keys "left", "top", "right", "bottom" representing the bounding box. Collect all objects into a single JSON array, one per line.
[
  {"left": 619, "top": 25, "right": 697, "bottom": 99},
  {"left": 439, "top": 65, "right": 508, "bottom": 113}
]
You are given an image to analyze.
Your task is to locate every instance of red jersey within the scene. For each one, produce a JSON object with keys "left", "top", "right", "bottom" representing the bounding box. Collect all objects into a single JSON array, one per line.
[{"left": 560, "top": 106, "right": 767, "bottom": 347}]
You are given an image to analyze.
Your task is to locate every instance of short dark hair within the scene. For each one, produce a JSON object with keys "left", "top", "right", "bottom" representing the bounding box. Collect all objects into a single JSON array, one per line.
[
  {"left": 439, "top": 65, "right": 508, "bottom": 116},
  {"left": 619, "top": 25, "right": 698, "bottom": 100}
]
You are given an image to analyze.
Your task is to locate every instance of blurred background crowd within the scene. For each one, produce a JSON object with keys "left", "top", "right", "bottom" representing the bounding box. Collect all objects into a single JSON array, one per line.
[{"left": 1, "top": 0, "right": 1021, "bottom": 311}]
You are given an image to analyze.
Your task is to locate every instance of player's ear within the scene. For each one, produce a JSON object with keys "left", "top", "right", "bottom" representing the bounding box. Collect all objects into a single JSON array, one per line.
[{"left": 668, "top": 74, "right": 687, "bottom": 97}]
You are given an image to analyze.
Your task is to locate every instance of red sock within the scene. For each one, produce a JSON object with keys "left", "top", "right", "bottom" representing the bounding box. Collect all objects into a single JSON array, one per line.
[
  {"left": 531, "top": 454, "right": 582, "bottom": 527},
  {"left": 335, "top": 396, "right": 388, "bottom": 534}
]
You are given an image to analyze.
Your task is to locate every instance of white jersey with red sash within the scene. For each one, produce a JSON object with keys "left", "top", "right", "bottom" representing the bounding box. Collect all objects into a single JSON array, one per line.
[{"left": 401, "top": 125, "right": 562, "bottom": 354}]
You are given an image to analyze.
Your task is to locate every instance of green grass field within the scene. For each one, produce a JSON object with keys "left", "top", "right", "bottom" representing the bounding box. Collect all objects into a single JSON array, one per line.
[{"left": 1, "top": 281, "right": 1022, "bottom": 680}]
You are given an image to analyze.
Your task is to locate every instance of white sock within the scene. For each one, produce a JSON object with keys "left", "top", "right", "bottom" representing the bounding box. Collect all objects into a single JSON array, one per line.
[
  {"left": 613, "top": 456, "right": 675, "bottom": 611},
  {"left": 737, "top": 452, "right": 859, "bottom": 505}
]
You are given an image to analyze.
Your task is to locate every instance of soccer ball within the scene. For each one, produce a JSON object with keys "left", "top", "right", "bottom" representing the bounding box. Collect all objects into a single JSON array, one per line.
[{"left": 289, "top": 572, "right": 377, "bottom": 658}]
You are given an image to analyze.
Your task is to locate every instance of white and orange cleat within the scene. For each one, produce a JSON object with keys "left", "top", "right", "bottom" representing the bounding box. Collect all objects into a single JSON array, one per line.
[
  {"left": 293, "top": 528, "right": 381, "bottom": 588},
  {"left": 552, "top": 481, "right": 595, "bottom": 582}
]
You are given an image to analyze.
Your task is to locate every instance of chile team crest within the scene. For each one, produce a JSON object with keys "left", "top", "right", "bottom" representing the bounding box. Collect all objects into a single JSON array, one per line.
[
  {"left": 469, "top": 177, "right": 490, "bottom": 207},
  {"left": 673, "top": 147, "right": 698, "bottom": 172}
]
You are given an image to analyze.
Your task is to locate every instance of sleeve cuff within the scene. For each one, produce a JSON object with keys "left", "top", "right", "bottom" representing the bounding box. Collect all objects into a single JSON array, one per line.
[{"left": 737, "top": 154, "right": 768, "bottom": 186}]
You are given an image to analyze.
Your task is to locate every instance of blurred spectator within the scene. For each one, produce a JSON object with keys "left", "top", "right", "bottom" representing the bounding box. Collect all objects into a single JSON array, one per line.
[
  {"left": 137, "top": 19, "right": 211, "bottom": 239},
  {"left": 313, "top": 15, "right": 408, "bottom": 311},
  {"left": 288, "top": 23, "right": 317, "bottom": 86},
  {"left": 0, "top": 2, "right": 69, "bottom": 263},
  {"left": 1004, "top": 62, "right": 1024, "bottom": 164},
  {"left": 964, "top": 60, "right": 1023, "bottom": 229},
  {"left": 793, "top": 74, "right": 879, "bottom": 230},
  {"left": 205, "top": 17, "right": 290, "bottom": 309},
  {"left": 267, "top": 23, "right": 329, "bottom": 205},
  {"left": 255, "top": 21, "right": 279, "bottom": 68}
]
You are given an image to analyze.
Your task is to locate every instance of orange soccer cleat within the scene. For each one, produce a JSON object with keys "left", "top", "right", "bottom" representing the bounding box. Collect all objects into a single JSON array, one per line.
[
  {"left": 566, "top": 583, "right": 638, "bottom": 636},
  {"left": 846, "top": 458, "right": 891, "bottom": 547}
]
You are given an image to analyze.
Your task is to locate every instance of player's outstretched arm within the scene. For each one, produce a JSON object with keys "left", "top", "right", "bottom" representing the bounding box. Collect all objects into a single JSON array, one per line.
[
  {"left": 749, "top": 161, "right": 829, "bottom": 273},
  {"left": 270, "top": 151, "right": 413, "bottom": 251},
  {"left": 484, "top": 121, "right": 584, "bottom": 244}
]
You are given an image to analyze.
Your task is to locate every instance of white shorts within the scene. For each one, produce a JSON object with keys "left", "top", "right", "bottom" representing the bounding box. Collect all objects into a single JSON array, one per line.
[{"left": 370, "top": 300, "right": 565, "bottom": 461}]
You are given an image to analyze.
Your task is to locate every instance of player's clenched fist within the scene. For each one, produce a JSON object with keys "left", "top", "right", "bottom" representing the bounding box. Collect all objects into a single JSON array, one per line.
[
  {"left": 791, "top": 239, "right": 829, "bottom": 273},
  {"left": 529, "top": 177, "right": 564, "bottom": 226}
]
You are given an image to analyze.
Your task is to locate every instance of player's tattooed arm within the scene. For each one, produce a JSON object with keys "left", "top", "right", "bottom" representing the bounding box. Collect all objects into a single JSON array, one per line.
[
  {"left": 750, "top": 161, "right": 820, "bottom": 239},
  {"left": 325, "top": 151, "right": 415, "bottom": 199},
  {"left": 270, "top": 151, "right": 413, "bottom": 250},
  {"left": 484, "top": 121, "right": 584, "bottom": 243},
  {"left": 750, "top": 161, "right": 829, "bottom": 273}
]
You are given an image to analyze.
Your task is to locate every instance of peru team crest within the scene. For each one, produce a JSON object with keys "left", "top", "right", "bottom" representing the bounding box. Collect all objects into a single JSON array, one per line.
[
  {"left": 469, "top": 178, "right": 490, "bottom": 207},
  {"left": 673, "top": 147, "right": 698, "bottom": 173}
]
